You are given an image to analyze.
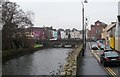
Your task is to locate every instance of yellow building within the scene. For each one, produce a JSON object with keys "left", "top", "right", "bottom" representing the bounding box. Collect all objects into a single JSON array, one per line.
[
  {"left": 101, "top": 22, "right": 116, "bottom": 48},
  {"left": 101, "top": 26, "right": 108, "bottom": 45},
  {"left": 109, "top": 36, "right": 115, "bottom": 49}
]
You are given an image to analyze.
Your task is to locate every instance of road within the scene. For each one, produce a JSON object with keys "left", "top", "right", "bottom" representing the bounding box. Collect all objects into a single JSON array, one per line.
[
  {"left": 77, "top": 42, "right": 109, "bottom": 76},
  {"left": 2, "top": 48, "right": 72, "bottom": 75},
  {"left": 90, "top": 42, "right": 120, "bottom": 77}
]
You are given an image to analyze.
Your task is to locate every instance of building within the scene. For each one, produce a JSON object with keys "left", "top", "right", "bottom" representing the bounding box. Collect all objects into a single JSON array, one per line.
[
  {"left": 115, "top": 1, "right": 120, "bottom": 51},
  {"left": 60, "top": 31, "right": 66, "bottom": 39},
  {"left": 79, "top": 29, "right": 90, "bottom": 40},
  {"left": 57, "top": 28, "right": 64, "bottom": 39},
  {"left": 25, "top": 27, "right": 34, "bottom": 39},
  {"left": 79, "top": 30, "right": 83, "bottom": 39},
  {"left": 85, "top": 29, "right": 90, "bottom": 40},
  {"left": 29, "top": 26, "right": 54, "bottom": 40},
  {"left": 52, "top": 29, "right": 58, "bottom": 40},
  {"left": 30, "top": 27, "right": 46, "bottom": 40},
  {"left": 101, "top": 22, "right": 116, "bottom": 47},
  {"left": 44, "top": 26, "right": 53, "bottom": 40},
  {"left": 57, "top": 28, "right": 68, "bottom": 39},
  {"left": 64, "top": 29, "right": 71, "bottom": 39},
  {"left": 90, "top": 20, "right": 107, "bottom": 40},
  {"left": 87, "top": 30, "right": 91, "bottom": 40},
  {"left": 70, "top": 28, "right": 81, "bottom": 39}
]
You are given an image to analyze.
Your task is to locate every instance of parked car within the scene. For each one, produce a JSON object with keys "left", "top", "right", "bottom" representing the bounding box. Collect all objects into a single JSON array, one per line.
[
  {"left": 91, "top": 43, "right": 98, "bottom": 50},
  {"left": 98, "top": 50, "right": 104, "bottom": 56},
  {"left": 96, "top": 40, "right": 101, "bottom": 47},
  {"left": 99, "top": 44, "right": 105, "bottom": 50},
  {"left": 96, "top": 40, "right": 106, "bottom": 48},
  {"left": 100, "top": 51, "right": 120, "bottom": 66},
  {"left": 104, "top": 45, "right": 113, "bottom": 52}
]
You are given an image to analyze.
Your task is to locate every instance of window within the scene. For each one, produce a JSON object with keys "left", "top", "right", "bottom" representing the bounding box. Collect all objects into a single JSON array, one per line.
[
  {"left": 96, "top": 30, "right": 97, "bottom": 33},
  {"left": 96, "top": 30, "right": 100, "bottom": 34},
  {"left": 97, "top": 23, "right": 99, "bottom": 26}
]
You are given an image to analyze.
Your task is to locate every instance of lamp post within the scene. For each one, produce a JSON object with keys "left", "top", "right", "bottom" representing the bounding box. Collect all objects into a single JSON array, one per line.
[
  {"left": 85, "top": 18, "right": 88, "bottom": 50},
  {"left": 81, "top": 0, "right": 88, "bottom": 56}
]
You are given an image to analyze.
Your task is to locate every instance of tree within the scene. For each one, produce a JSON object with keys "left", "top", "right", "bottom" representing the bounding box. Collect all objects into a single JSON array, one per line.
[{"left": 2, "top": 2, "right": 34, "bottom": 50}]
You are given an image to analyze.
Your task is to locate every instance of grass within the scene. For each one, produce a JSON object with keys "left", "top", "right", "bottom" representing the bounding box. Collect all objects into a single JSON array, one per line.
[{"left": 34, "top": 44, "right": 43, "bottom": 48}]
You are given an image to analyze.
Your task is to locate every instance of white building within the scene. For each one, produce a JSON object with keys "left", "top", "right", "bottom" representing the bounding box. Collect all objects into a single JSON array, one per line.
[
  {"left": 115, "top": 1, "right": 120, "bottom": 51},
  {"left": 79, "top": 30, "right": 83, "bottom": 39},
  {"left": 70, "top": 30, "right": 81, "bottom": 39},
  {"left": 60, "top": 31, "right": 66, "bottom": 39}
]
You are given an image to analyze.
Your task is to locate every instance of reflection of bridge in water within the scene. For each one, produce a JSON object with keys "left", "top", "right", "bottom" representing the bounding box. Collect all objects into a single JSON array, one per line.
[{"left": 36, "top": 39, "right": 82, "bottom": 47}]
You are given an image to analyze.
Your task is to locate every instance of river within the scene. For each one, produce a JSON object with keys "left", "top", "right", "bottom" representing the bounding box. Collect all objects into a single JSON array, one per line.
[{"left": 2, "top": 48, "right": 72, "bottom": 75}]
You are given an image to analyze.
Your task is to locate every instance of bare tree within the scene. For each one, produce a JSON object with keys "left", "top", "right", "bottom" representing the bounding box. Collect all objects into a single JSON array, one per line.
[{"left": 2, "top": 2, "right": 34, "bottom": 50}]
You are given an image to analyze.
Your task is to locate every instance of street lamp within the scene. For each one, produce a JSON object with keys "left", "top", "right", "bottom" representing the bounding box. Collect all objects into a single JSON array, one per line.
[
  {"left": 85, "top": 18, "right": 88, "bottom": 50},
  {"left": 81, "top": 0, "right": 88, "bottom": 56}
]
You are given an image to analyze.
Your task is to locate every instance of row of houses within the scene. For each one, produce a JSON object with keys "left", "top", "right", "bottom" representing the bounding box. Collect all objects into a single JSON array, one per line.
[
  {"left": 25, "top": 27, "right": 89, "bottom": 40},
  {"left": 26, "top": 20, "right": 116, "bottom": 45}
]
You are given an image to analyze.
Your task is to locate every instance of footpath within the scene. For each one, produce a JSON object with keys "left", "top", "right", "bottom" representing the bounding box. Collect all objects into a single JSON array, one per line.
[{"left": 76, "top": 42, "right": 108, "bottom": 76}]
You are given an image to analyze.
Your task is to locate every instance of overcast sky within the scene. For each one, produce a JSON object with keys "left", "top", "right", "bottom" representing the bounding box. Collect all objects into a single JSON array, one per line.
[{"left": 10, "top": 0, "right": 119, "bottom": 30}]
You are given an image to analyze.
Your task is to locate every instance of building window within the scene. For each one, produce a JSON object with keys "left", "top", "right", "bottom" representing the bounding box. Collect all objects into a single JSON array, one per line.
[
  {"left": 96, "top": 30, "right": 100, "bottom": 34},
  {"left": 97, "top": 23, "right": 99, "bottom": 26},
  {"left": 32, "top": 33, "right": 34, "bottom": 35},
  {"left": 96, "top": 30, "right": 98, "bottom": 33},
  {"left": 26, "top": 32, "right": 29, "bottom": 35}
]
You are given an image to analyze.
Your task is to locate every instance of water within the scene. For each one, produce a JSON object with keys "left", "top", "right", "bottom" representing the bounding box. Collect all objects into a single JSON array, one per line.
[{"left": 2, "top": 48, "right": 72, "bottom": 75}]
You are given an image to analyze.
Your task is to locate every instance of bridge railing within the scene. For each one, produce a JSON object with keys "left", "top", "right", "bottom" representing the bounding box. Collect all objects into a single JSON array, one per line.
[{"left": 36, "top": 39, "right": 83, "bottom": 47}]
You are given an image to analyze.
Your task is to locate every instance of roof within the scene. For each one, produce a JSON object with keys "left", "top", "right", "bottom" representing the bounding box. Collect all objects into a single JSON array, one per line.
[{"left": 106, "top": 23, "right": 116, "bottom": 31}]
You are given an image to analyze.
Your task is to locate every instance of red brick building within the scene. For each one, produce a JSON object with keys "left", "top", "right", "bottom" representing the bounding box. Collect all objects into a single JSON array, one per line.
[{"left": 90, "top": 20, "right": 107, "bottom": 40}]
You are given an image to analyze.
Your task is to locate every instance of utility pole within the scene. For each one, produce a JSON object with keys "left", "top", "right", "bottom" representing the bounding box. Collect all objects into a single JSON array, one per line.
[{"left": 81, "top": 0, "right": 88, "bottom": 56}]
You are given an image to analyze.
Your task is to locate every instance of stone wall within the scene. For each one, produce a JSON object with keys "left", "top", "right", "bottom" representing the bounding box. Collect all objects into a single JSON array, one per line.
[{"left": 60, "top": 44, "right": 82, "bottom": 76}]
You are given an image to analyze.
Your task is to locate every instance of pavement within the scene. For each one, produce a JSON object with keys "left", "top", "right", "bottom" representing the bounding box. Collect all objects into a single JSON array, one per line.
[{"left": 77, "top": 42, "right": 109, "bottom": 75}]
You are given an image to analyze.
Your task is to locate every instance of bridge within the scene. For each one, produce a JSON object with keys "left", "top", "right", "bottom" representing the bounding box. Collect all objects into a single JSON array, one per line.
[{"left": 36, "top": 39, "right": 82, "bottom": 47}]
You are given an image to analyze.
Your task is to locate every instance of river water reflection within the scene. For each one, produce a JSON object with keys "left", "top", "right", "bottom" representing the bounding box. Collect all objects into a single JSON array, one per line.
[{"left": 2, "top": 48, "right": 72, "bottom": 75}]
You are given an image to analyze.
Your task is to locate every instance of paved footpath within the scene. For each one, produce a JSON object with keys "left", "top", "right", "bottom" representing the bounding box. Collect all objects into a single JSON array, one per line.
[{"left": 77, "top": 42, "right": 109, "bottom": 76}]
